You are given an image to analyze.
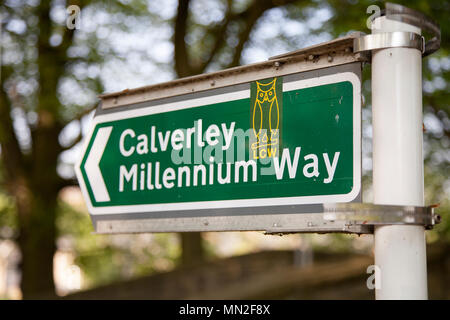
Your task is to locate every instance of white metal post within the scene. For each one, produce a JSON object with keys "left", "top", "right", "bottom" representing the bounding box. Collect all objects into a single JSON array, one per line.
[{"left": 372, "top": 16, "right": 428, "bottom": 299}]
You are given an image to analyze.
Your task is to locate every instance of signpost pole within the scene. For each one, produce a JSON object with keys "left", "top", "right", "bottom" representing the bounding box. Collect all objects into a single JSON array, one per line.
[{"left": 372, "top": 15, "right": 428, "bottom": 299}]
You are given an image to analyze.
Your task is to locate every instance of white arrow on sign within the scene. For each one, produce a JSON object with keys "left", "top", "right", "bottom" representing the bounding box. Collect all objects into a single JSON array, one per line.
[{"left": 84, "top": 126, "right": 113, "bottom": 202}]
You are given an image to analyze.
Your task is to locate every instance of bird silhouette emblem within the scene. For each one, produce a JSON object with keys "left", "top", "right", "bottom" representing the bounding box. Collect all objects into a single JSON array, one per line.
[{"left": 251, "top": 77, "right": 281, "bottom": 160}]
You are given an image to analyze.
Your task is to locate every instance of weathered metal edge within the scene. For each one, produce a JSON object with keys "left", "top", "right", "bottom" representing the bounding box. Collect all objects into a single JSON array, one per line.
[
  {"left": 99, "top": 33, "right": 367, "bottom": 109},
  {"left": 324, "top": 203, "right": 440, "bottom": 229},
  {"left": 269, "top": 32, "right": 365, "bottom": 59},
  {"left": 94, "top": 213, "right": 372, "bottom": 235}
]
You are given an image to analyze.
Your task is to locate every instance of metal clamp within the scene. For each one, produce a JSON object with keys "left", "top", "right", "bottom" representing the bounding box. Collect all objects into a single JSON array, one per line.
[
  {"left": 323, "top": 203, "right": 440, "bottom": 230},
  {"left": 354, "top": 31, "right": 425, "bottom": 54},
  {"left": 358, "top": 2, "right": 441, "bottom": 57},
  {"left": 384, "top": 2, "right": 440, "bottom": 57}
]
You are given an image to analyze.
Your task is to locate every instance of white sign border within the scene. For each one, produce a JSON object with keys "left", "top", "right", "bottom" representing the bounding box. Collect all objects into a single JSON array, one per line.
[{"left": 75, "top": 72, "right": 361, "bottom": 215}]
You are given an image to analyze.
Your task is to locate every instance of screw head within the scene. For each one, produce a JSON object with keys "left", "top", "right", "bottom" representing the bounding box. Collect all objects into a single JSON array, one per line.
[{"left": 434, "top": 214, "right": 442, "bottom": 224}]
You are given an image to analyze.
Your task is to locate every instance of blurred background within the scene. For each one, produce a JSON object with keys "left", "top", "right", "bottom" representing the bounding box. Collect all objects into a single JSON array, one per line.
[{"left": 0, "top": 0, "right": 448, "bottom": 299}]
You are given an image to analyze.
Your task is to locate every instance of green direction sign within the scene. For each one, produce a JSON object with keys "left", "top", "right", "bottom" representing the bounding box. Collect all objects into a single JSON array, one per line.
[{"left": 76, "top": 71, "right": 361, "bottom": 217}]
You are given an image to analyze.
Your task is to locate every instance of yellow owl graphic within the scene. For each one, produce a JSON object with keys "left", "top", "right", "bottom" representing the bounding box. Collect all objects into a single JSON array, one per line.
[{"left": 251, "top": 78, "right": 279, "bottom": 155}]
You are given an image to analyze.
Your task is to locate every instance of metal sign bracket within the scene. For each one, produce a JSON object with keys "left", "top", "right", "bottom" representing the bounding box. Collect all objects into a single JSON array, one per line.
[
  {"left": 323, "top": 203, "right": 441, "bottom": 231},
  {"left": 263, "top": 204, "right": 440, "bottom": 236},
  {"left": 353, "top": 31, "right": 425, "bottom": 55},
  {"left": 354, "top": 2, "right": 440, "bottom": 58}
]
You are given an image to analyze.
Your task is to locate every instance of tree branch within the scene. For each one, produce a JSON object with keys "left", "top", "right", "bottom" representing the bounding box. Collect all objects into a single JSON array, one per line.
[
  {"left": 174, "top": 0, "right": 193, "bottom": 77},
  {"left": 56, "top": 177, "right": 79, "bottom": 192},
  {"left": 194, "top": 0, "right": 234, "bottom": 74},
  {"left": 228, "top": 0, "right": 300, "bottom": 68},
  {"left": 0, "top": 66, "right": 25, "bottom": 184}
]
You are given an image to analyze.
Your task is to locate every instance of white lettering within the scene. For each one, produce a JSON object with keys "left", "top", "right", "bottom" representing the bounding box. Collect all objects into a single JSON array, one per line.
[
  {"left": 162, "top": 167, "right": 175, "bottom": 189},
  {"left": 158, "top": 131, "right": 171, "bottom": 151},
  {"left": 171, "top": 129, "right": 184, "bottom": 150},
  {"left": 234, "top": 160, "right": 257, "bottom": 183},
  {"left": 303, "top": 154, "right": 319, "bottom": 178},
  {"left": 119, "top": 164, "right": 137, "bottom": 191},
  {"left": 136, "top": 134, "right": 148, "bottom": 154},
  {"left": 205, "top": 124, "right": 220, "bottom": 146},
  {"left": 323, "top": 152, "right": 340, "bottom": 183},
  {"left": 119, "top": 129, "right": 135, "bottom": 157},
  {"left": 221, "top": 122, "right": 235, "bottom": 150},
  {"left": 274, "top": 147, "right": 301, "bottom": 180}
]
